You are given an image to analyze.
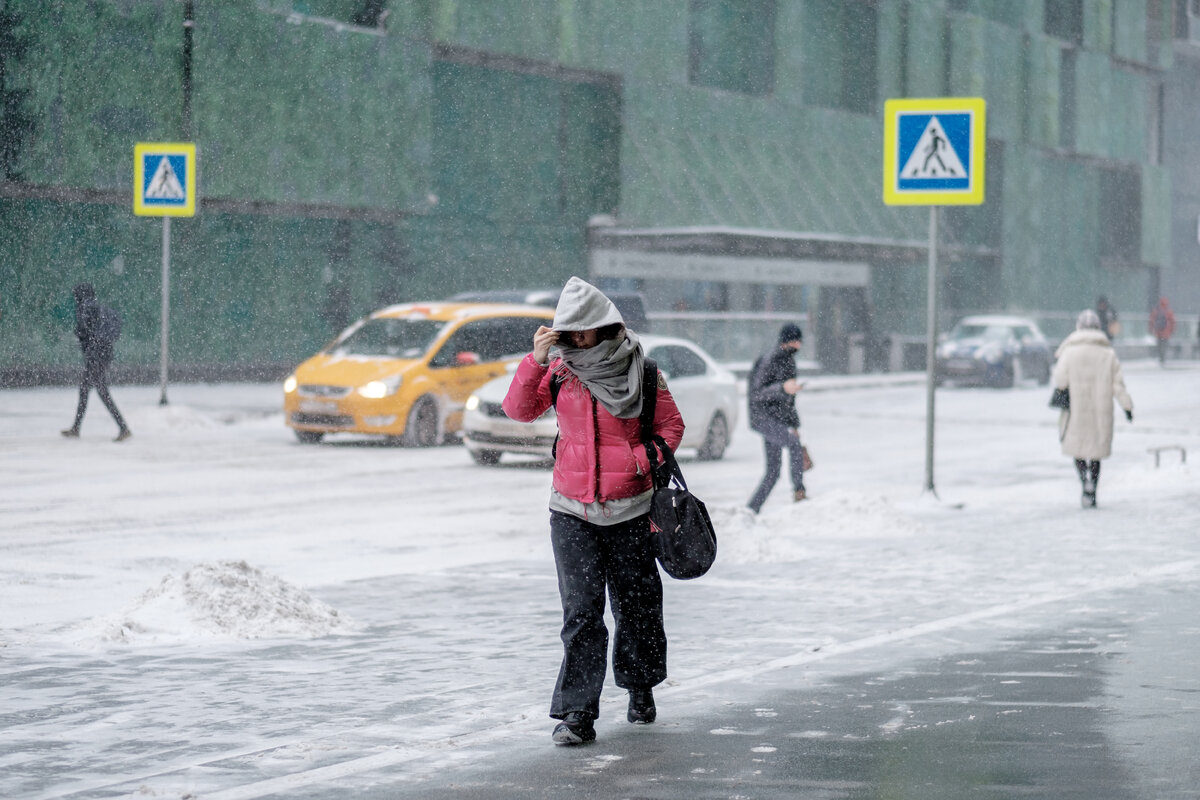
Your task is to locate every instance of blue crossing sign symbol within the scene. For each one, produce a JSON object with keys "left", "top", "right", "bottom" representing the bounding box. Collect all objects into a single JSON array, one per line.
[
  {"left": 883, "top": 98, "right": 985, "bottom": 206},
  {"left": 134, "top": 142, "right": 197, "bottom": 216}
]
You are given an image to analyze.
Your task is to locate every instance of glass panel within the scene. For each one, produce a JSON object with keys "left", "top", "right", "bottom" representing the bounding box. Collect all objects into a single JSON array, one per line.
[
  {"left": 688, "top": 0, "right": 776, "bottom": 95},
  {"left": 328, "top": 318, "right": 445, "bottom": 358}
]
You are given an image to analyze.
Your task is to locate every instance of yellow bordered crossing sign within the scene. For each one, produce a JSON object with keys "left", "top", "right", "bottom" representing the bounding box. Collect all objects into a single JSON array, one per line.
[
  {"left": 134, "top": 142, "right": 197, "bottom": 216},
  {"left": 883, "top": 98, "right": 986, "bottom": 206}
]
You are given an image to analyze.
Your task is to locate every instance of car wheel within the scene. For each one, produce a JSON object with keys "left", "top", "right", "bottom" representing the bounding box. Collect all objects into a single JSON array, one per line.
[
  {"left": 696, "top": 413, "right": 729, "bottom": 461},
  {"left": 402, "top": 397, "right": 440, "bottom": 447},
  {"left": 470, "top": 449, "right": 501, "bottom": 466},
  {"left": 1037, "top": 359, "right": 1051, "bottom": 386},
  {"left": 294, "top": 430, "right": 324, "bottom": 444}
]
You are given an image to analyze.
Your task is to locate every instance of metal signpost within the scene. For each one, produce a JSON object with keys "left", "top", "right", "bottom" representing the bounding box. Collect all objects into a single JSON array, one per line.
[
  {"left": 134, "top": 142, "right": 197, "bottom": 405},
  {"left": 883, "top": 97, "right": 986, "bottom": 495}
]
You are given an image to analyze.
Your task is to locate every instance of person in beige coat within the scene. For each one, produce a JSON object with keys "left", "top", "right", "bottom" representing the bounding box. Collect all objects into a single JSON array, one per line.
[{"left": 1052, "top": 309, "right": 1134, "bottom": 507}]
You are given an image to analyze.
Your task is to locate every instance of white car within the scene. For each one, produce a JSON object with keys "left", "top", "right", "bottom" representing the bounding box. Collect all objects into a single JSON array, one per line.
[{"left": 462, "top": 334, "right": 739, "bottom": 465}]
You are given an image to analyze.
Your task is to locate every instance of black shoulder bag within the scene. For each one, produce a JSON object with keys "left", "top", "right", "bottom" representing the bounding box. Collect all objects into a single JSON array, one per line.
[
  {"left": 639, "top": 362, "right": 717, "bottom": 580},
  {"left": 1049, "top": 387, "right": 1070, "bottom": 442}
]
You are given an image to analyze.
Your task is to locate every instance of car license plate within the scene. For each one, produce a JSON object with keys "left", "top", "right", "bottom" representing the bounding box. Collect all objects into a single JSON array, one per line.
[
  {"left": 299, "top": 399, "right": 338, "bottom": 414},
  {"left": 492, "top": 421, "right": 533, "bottom": 438}
]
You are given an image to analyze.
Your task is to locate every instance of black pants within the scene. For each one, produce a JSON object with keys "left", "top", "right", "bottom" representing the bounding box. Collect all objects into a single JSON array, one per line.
[
  {"left": 1075, "top": 459, "right": 1100, "bottom": 485},
  {"left": 748, "top": 421, "right": 805, "bottom": 513},
  {"left": 549, "top": 510, "right": 666, "bottom": 720},
  {"left": 72, "top": 353, "right": 127, "bottom": 432}
]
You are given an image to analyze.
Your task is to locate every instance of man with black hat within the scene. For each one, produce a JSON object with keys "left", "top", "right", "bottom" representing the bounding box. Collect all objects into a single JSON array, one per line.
[{"left": 747, "top": 323, "right": 807, "bottom": 513}]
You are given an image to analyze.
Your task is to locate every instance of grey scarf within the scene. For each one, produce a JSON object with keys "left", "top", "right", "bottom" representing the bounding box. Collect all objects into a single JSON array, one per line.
[{"left": 555, "top": 329, "right": 645, "bottom": 419}]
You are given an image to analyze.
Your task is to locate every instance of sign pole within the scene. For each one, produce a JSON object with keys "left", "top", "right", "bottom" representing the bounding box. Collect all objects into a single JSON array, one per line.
[
  {"left": 159, "top": 216, "right": 171, "bottom": 406},
  {"left": 924, "top": 206, "right": 938, "bottom": 495},
  {"left": 135, "top": 141, "right": 195, "bottom": 407},
  {"left": 883, "top": 97, "right": 985, "bottom": 498}
]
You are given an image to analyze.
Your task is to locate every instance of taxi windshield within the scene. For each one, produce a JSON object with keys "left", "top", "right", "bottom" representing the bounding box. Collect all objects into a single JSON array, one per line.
[{"left": 328, "top": 318, "right": 446, "bottom": 358}]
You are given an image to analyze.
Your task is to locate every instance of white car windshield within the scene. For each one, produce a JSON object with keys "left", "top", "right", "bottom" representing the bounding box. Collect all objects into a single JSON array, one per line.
[
  {"left": 328, "top": 318, "right": 446, "bottom": 358},
  {"left": 951, "top": 324, "right": 1012, "bottom": 342}
]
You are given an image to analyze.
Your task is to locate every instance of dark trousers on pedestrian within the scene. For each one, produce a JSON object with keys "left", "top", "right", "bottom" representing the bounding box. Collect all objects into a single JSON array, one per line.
[
  {"left": 549, "top": 510, "right": 666, "bottom": 720},
  {"left": 71, "top": 353, "right": 127, "bottom": 432},
  {"left": 1074, "top": 458, "right": 1100, "bottom": 485},
  {"left": 748, "top": 421, "right": 805, "bottom": 513}
]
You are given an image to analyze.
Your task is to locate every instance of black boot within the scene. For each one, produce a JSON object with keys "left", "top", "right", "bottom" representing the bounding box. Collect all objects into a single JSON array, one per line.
[
  {"left": 552, "top": 711, "right": 596, "bottom": 745},
  {"left": 627, "top": 688, "right": 656, "bottom": 724}
]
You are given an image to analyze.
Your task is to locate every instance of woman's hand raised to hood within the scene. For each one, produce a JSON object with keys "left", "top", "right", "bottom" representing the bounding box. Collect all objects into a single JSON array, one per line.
[{"left": 533, "top": 326, "right": 559, "bottom": 365}]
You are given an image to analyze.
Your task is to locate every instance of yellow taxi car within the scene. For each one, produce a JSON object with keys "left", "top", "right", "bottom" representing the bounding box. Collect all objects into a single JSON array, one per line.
[{"left": 283, "top": 302, "right": 553, "bottom": 446}]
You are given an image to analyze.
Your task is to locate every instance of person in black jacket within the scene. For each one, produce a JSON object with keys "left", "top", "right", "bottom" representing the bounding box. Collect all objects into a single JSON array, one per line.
[
  {"left": 61, "top": 283, "right": 131, "bottom": 441},
  {"left": 747, "top": 323, "right": 806, "bottom": 513},
  {"left": 1096, "top": 295, "right": 1119, "bottom": 341}
]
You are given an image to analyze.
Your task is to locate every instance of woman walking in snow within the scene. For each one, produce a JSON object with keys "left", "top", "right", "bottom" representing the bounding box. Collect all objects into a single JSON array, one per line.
[
  {"left": 503, "top": 276, "right": 685, "bottom": 746},
  {"left": 1052, "top": 309, "right": 1133, "bottom": 508}
]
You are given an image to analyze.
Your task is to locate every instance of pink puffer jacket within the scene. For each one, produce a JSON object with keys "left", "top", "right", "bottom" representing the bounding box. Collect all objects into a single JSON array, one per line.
[{"left": 503, "top": 354, "right": 685, "bottom": 503}]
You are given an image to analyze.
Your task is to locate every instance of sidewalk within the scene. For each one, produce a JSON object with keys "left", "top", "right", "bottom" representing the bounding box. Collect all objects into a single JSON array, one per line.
[{"left": 217, "top": 572, "right": 1200, "bottom": 800}]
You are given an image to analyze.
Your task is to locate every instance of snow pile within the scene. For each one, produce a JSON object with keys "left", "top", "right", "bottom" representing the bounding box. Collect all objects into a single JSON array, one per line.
[
  {"left": 75, "top": 561, "right": 354, "bottom": 644},
  {"left": 712, "top": 490, "right": 927, "bottom": 564}
]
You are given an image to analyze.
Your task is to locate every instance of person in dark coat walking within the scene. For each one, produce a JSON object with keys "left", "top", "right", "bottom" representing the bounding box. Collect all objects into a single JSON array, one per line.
[
  {"left": 62, "top": 283, "right": 131, "bottom": 441},
  {"left": 747, "top": 323, "right": 807, "bottom": 513},
  {"left": 1096, "top": 295, "right": 1119, "bottom": 341}
]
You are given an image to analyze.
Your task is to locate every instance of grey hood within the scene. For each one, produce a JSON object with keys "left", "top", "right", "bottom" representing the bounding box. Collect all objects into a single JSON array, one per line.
[
  {"left": 552, "top": 276, "right": 624, "bottom": 331},
  {"left": 551, "top": 276, "right": 644, "bottom": 419}
]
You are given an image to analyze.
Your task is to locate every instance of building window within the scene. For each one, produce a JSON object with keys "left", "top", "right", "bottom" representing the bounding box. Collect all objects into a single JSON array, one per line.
[
  {"left": 1147, "top": 81, "right": 1164, "bottom": 165},
  {"left": 1059, "top": 48, "right": 1077, "bottom": 151},
  {"left": 1174, "top": 0, "right": 1200, "bottom": 41},
  {"left": 688, "top": 0, "right": 777, "bottom": 96},
  {"left": 1098, "top": 167, "right": 1141, "bottom": 262},
  {"left": 1045, "top": 0, "right": 1084, "bottom": 44},
  {"left": 801, "top": 0, "right": 878, "bottom": 115}
]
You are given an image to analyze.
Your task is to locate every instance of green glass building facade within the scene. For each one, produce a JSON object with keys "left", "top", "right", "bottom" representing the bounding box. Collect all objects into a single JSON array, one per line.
[{"left": 0, "top": 0, "right": 1176, "bottom": 380}]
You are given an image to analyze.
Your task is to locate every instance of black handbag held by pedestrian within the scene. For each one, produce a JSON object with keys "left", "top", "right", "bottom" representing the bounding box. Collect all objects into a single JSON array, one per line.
[
  {"left": 1049, "top": 387, "right": 1070, "bottom": 409},
  {"left": 644, "top": 434, "right": 717, "bottom": 580}
]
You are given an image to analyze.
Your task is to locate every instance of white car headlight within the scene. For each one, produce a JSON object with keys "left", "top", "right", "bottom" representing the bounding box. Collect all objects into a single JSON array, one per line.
[
  {"left": 283, "top": 375, "right": 298, "bottom": 393},
  {"left": 358, "top": 376, "right": 403, "bottom": 398},
  {"left": 978, "top": 345, "right": 1003, "bottom": 363},
  {"left": 465, "top": 394, "right": 480, "bottom": 411}
]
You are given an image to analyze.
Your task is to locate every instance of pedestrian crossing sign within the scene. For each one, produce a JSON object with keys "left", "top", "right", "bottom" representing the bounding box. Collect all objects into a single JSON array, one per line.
[
  {"left": 883, "top": 98, "right": 986, "bottom": 206},
  {"left": 134, "top": 142, "right": 197, "bottom": 216}
]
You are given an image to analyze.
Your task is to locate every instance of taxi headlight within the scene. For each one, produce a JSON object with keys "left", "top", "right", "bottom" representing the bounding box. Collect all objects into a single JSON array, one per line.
[
  {"left": 283, "top": 375, "right": 298, "bottom": 393},
  {"left": 359, "top": 376, "right": 403, "bottom": 399},
  {"left": 465, "top": 394, "right": 480, "bottom": 412}
]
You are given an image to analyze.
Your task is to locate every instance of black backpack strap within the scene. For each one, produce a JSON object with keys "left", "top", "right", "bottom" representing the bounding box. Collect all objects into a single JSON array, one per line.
[
  {"left": 638, "top": 357, "right": 658, "bottom": 444},
  {"left": 549, "top": 370, "right": 563, "bottom": 407},
  {"left": 549, "top": 368, "right": 564, "bottom": 459}
]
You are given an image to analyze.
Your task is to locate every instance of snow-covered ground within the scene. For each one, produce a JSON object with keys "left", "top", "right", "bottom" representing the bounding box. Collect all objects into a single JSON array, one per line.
[{"left": 2, "top": 361, "right": 1197, "bottom": 798}]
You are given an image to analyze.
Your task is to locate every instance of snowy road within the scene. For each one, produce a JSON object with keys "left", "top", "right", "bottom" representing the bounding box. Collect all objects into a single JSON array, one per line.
[{"left": 2, "top": 362, "right": 1198, "bottom": 798}]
